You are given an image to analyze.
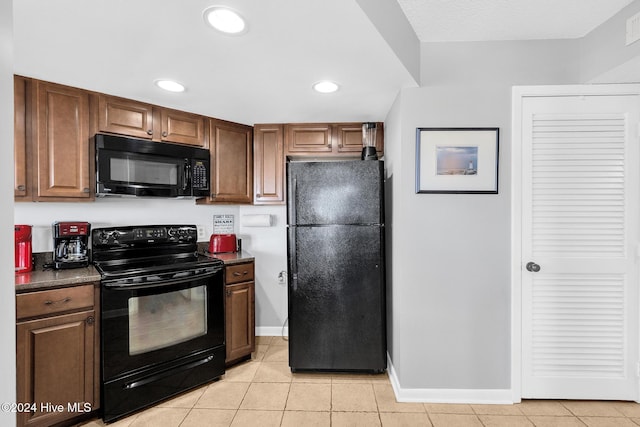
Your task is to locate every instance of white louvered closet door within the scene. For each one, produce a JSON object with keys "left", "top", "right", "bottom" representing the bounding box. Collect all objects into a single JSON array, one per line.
[{"left": 521, "top": 93, "right": 640, "bottom": 400}]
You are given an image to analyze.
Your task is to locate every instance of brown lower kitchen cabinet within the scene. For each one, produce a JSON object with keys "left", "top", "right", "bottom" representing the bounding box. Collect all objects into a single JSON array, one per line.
[
  {"left": 224, "top": 261, "right": 256, "bottom": 365},
  {"left": 15, "top": 283, "right": 99, "bottom": 427}
]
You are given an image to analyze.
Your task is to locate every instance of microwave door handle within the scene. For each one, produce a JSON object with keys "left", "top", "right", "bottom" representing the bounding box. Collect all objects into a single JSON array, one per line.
[{"left": 183, "top": 160, "right": 191, "bottom": 191}]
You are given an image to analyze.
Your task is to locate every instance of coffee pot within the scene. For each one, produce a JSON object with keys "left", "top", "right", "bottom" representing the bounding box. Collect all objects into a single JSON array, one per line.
[{"left": 53, "top": 222, "right": 91, "bottom": 269}]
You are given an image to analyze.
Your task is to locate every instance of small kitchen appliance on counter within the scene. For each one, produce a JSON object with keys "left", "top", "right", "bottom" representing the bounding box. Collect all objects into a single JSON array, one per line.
[
  {"left": 53, "top": 221, "right": 91, "bottom": 269},
  {"left": 15, "top": 224, "right": 33, "bottom": 273},
  {"left": 209, "top": 233, "right": 237, "bottom": 253}
]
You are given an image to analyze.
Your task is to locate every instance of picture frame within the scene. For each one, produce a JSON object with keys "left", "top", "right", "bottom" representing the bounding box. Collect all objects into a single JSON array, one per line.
[{"left": 415, "top": 127, "right": 499, "bottom": 194}]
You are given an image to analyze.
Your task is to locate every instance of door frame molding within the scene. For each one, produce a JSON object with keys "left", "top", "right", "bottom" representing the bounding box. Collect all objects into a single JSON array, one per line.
[{"left": 510, "top": 84, "right": 640, "bottom": 403}]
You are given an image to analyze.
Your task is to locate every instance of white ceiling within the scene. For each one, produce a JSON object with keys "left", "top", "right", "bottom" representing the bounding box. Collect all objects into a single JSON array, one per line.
[
  {"left": 12, "top": 0, "right": 635, "bottom": 125},
  {"left": 397, "top": 0, "right": 635, "bottom": 42}
]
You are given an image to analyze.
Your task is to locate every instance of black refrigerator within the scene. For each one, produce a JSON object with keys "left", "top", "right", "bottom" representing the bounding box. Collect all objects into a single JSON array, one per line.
[{"left": 287, "top": 160, "right": 386, "bottom": 373}]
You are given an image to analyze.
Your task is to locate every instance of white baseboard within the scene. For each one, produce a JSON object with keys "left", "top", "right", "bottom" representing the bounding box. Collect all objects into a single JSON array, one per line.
[
  {"left": 256, "top": 326, "right": 288, "bottom": 337},
  {"left": 387, "top": 354, "right": 514, "bottom": 404}
]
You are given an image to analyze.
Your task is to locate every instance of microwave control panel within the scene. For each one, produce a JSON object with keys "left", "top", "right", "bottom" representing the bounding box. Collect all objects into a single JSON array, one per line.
[{"left": 192, "top": 161, "right": 208, "bottom": 190}]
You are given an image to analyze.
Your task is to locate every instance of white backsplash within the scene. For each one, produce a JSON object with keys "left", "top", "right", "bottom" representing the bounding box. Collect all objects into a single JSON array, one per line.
[
  {"left": 14, "top": 198, "right": 289, "bottom": 331},
  {"left": 15, "top": 197, "right": 239, "bottom": 252}
]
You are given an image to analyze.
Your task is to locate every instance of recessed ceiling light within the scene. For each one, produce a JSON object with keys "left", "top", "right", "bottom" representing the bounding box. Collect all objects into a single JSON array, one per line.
[
  {"left": 203, "top": 6, "right": 247, "bottom": 35},
  {"left": 154, "top": 79, "right": 186, "bottom": 93},
  {"left": 312, "top": 80, "right": 339, "bottom": 94}
]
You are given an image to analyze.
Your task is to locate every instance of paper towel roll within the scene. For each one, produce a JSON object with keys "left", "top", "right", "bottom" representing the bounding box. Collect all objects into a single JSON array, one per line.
[{"left": 242, "top": 214, "right": 272, "bottom": 227}]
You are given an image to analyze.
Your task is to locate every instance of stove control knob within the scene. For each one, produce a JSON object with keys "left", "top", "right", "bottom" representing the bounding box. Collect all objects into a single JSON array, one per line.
[{"left": 168, "top": 228, "right": 182, "bottom": 241}]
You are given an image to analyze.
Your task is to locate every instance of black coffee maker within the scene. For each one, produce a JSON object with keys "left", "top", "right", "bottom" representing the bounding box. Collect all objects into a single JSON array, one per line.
[{"left": 53, "top": 221, "right": 91, "bottom": 269}]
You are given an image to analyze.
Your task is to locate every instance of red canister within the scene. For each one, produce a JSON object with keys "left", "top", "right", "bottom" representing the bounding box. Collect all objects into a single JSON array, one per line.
[{"left": 15, "top": 224, "right": 33, "bottom": 273}]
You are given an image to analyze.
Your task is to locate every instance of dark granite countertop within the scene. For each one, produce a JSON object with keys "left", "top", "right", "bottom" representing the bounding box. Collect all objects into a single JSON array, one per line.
[
  {"left": 16, "top": 250, "right": 254, "bottom": 293},
  {"left": 15, "top": 265, "right": 101, "bottom": 294},
  {"left": 200, "top": 249, "right": 255, "bottom": 265}
]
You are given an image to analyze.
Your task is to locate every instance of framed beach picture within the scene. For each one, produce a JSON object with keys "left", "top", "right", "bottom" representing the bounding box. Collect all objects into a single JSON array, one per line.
[{"left": 415, "top": 127, "right": 499, "bottom": 194}]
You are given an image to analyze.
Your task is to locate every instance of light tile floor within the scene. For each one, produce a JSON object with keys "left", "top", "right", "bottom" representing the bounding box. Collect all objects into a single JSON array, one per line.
[{"left": 79, "top": 336, "right": 640, "bottom": 426}]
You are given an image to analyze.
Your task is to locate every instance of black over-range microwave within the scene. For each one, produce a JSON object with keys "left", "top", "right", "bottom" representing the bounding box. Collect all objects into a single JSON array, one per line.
[{"left": 95, "top": 133, "right": 210, "bottom": 198}]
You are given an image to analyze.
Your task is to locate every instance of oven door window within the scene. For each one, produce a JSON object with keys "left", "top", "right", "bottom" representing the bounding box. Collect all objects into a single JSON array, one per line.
[
  {"left": 110, "top": 155, "right": 179, "bottom": 186},
  {"left": 128, "top": 286, "right": 207, "bottom": 355}
]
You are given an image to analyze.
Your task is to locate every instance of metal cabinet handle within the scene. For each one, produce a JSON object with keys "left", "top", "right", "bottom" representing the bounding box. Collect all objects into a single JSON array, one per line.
[
  {"left": 83, "top": 188, "right": 90, "bottom": 193},
  {"left": 147, "top": 129, "right": 153, "bottom": 135},
  {"left": 233, "top": 271, "right": 248, "bottom": 277},
  {"left": 162, "top": 131, "right": 168, "bottom": 137},
  {"left": 44, "top": 297, "right": 71, "bottom": 305},
  {"left": 17, "top": 185, "right": 26, "bottom": 191},
  {"left": 226, "top": 290, "right": 232, "bottom": 297},
  {"left": 526, "top": 262, "right": 541, "bottom": 272},
  {"left": 86, "top": 316, "right": 95, "bottom": 325}
]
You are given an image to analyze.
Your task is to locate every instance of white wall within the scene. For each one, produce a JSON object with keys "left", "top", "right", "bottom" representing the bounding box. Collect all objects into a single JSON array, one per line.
[
  {"left": 1, "top": 0, "right": 16, "bottom": 424},
  {"left": 386, "top": 39, "right": 579, "bottom": 396},
  {"left": 386, "top": 3, "right": 640, "bottom": 398},
  {"left": 14, "top": 199, "right": 289, "bottom": 331},
  {"left": 238, "top": 205, "right": 288, "bottom": 335},
  {"left": 580, "top": 0, "right": 640, "bottom": 83}
]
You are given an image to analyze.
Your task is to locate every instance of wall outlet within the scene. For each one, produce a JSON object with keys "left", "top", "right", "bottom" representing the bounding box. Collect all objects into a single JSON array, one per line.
[
  {"left": 277, "top": 270, "right": 287, "bottom": 285},
  {"left": 196, "top": 225, "right": 207, "bottom": 241}
]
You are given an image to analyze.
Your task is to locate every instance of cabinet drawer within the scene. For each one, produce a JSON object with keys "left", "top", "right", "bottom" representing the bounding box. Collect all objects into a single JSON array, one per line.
[
  {"left": 16, "top": 284, "right": 94, "bottom": 320},
  {"left": 225, "top": 263, "right": 254, "bottom": 284}
]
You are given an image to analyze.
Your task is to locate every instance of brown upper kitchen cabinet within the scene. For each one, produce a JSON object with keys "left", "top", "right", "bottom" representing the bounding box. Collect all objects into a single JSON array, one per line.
[
  {"left": 97, "top": 95, "right": 154, "bottom": 140},
  {"left": 253, "top": 124, "right": 285, "bottom": 205},
  {"left": 14, "top": 76, "right": 29, "bottom": 199},
  {"left": 32, "top": 80, "right": 92, "bottom": 201},
  {"left": 284, "top": 122, "right": 384, "bottom": 157},
  {"left": 97, "top": 94, "right": 206, "bottom": 147},
  {"left": 284, "top": 123, "right": 333, "bottom": 154},
  {"left": 335, "top": 122, "right": 384, "bottom": 156},
  {"left": 201, "top": 119, "right": 253, "bottom": 204}
]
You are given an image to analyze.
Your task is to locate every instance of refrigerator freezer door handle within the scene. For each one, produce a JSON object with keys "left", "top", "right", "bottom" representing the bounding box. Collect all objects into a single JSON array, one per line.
[
  {"left": 292, "top": 273, "right": 298, "bottom": 291},
  {"left": 291, "top": 178, "right": 297, "bottom": 225}
]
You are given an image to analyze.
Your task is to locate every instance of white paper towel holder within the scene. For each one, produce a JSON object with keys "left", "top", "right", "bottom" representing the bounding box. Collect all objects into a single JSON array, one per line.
[{"left": 241, "top": 214, "right": 272, "bottom": 227}]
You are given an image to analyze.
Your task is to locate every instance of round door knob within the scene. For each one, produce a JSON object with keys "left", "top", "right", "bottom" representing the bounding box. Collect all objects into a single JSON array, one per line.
[{"left": 526, "top": 262, "right": 541, "bottom": 272}]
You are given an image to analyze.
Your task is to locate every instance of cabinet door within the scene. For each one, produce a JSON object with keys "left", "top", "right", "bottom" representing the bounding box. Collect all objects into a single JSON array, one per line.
[
  {"left": 225, "top": 281, "right": 255, "bottom": 363},
  {"left": 285, "top": 123, "right": 333, "bottom": 154},
  {"left": 98, "top": 95, "right": 154, "bottom": 139},
  {"left": 209, "top": 120, "right": 253, "bottom": 203},
  {"left": 34, "top": 81, "right": 91, "bottom": 200},
  {"left": 335, "top": 122, "right": 384, "bottom": 156},
  {"left": 159, "top": 108, "right": 206, "bottom": 147},
  {"left": 14, "top": 76, "right": 29, "bottom": 198},
  {"left": 16, "top": 310, "right": 95, "bottom": 427},
  {"left": 254, "top": 124, "right": 285, "bottom": 205}
]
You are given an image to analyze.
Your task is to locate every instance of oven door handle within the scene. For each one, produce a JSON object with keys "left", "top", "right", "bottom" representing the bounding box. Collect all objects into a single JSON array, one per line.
[
  {"left": 102, "top": 268, "right": 221, "bottom": 290},
  {"left": 123, "top": 355, "right": 214, "bottom": 390}
]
